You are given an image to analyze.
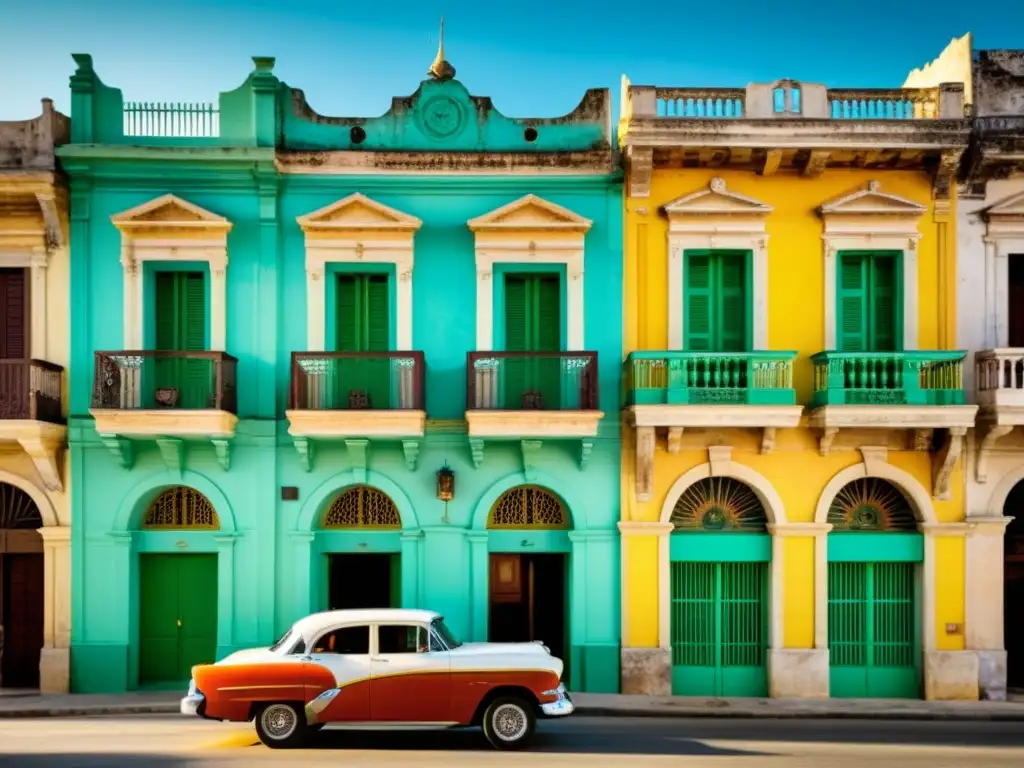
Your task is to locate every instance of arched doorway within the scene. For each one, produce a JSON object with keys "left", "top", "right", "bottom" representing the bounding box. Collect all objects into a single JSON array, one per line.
[
  {"left": 1003, "top": 480, "right": 1024, "bottom": 692},
  {"left": 137, "top": 486, "right": 220, "bottom": 686},
  {"left": 826, "top": 477, "right": 921, "bottom": 698},
  {"left": 0, "top": 483, "right": 44, "bottom": 689},
  {"left": 487, "top": 485, "right": 570, "bottom": 663},
  {"left": 667, "top": 476, "right": 770, "bottom": 697},
  {"left": 321, "top": 485, "right": 402, "bottom": 611}
]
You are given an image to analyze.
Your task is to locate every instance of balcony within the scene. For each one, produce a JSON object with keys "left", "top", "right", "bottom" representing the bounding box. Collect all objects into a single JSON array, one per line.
[
  {"left": 285, "top": 352, "right": 426, "bottom": 472},
  {"left": 90, "top": 351, "right": 238, "bottom": 470},
  {"left": 0, "top": 359, "right": 66, "bottom": 491},
  {"left": 465, "top": 352, "right": 603, "bottom": 470},
  {"left": 807, "top": 351, "right": 978, "bottom": 499},
  {"left": 974, "top": 350, "right": 1024, "bottom": 483}
]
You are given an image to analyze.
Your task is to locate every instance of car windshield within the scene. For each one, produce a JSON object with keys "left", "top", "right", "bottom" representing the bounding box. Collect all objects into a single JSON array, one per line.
[
  {"left": 431, "top": 617, "right": 462, "bottom": 649},
  {"left": 268, "top": 629, "right": 294, "bottom": 653}
]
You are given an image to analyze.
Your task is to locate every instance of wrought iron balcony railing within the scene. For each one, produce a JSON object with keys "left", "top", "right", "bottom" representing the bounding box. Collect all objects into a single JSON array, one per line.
[
  {"left": 625, "top": 351, "right": 798, "bottom": 406},
  {"left": 0, "top": 359, "right": 64, "bottom": 423},
  {"left": 810, "top": 351, "right": 966, "bottom": 408},
  {"left": 289, "top": 352, "right": 425, "bottom": 411},
  {"left": 91, "top": 351, "right": 237, "bottom": 412},
  {"left": 467, "top": 352, "right": 599, "bottom": 411}
]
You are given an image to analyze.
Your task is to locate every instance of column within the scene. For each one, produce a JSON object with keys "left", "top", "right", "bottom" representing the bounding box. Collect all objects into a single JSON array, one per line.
[
  {"left": 215, "top": 534, "right": 240, "bottom": 660},
  {"left": 567, "top": 531, "right": 588, "bottom": 690},
  {"left": 38, "top": 525, "right": 70, "bottom": 693},
  {"left": 767, "top": 522, "right": 830, "bottom": 699},
  {"left": 468, "top": 532, "right": 489, "bottom": 642},
  {"left": 400, "top": 530, "right": 423, "bottom": 608},
  {"left": 920, "top": 523, "right": 977, "bottom": 700},
  {"left": 995, "top": 246, "right": 1010, "bottom": 348},
  {"left": 618, "top": 521, "right": 672, "bottom": 695},
  {"left": 965, "top": 516, "right": 1013, "bottom": 700},
  {"left": 984, "top": 238, "right": 998, "bottom": 349},
  {"left": 287, "top": 532, "right": 315, "bottom": 625}
]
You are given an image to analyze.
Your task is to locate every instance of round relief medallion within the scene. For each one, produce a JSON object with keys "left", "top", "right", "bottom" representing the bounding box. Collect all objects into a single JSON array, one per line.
[{"left": 420, "top": 96, "right": 463, "bottom": 139}]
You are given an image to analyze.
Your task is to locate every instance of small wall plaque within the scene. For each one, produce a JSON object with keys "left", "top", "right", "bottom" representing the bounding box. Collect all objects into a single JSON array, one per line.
[
  {"left": 281, "top": 486, "right": 299, "bottom": 501},
  {"left": 945, "top": 623, "right": 962, "bottom": 634}
]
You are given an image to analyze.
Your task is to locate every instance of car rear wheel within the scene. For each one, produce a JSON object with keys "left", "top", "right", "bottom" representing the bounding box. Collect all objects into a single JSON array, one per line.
[
  {"left": 254, "top": 703, "right": 307, "bottom": 749},
  {"left": 482, "top": 696, "right": 536, "bottom": 751}
]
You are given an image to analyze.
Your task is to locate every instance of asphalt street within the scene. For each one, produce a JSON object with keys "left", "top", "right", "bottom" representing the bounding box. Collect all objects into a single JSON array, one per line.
[{"left": 1, "top": 714, "right": 1023, "bottom": 766}]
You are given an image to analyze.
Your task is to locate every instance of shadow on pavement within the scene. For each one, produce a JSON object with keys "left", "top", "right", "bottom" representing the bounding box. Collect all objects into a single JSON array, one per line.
[{"left": 0, "top": 757, "right": 187, "bottom": 767}]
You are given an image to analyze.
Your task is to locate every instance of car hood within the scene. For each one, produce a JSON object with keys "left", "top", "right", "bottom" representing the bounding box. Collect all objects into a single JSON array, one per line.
[{"left": 216, "top": 647, "right": 281, "bottom": 665}]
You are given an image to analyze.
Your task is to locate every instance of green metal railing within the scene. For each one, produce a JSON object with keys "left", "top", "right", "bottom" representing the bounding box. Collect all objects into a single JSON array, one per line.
[
  {"left": 625, "top": 351, "right": 797, "bottom": 406},
  {"left": 810, "top": 351, "right": 966, "bottom": 408}
]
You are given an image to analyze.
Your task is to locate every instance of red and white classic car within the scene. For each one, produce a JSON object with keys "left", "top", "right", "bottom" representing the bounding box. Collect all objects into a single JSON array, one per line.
[{"left": 180, "top": 608, "right": 574, "bottom": 749}]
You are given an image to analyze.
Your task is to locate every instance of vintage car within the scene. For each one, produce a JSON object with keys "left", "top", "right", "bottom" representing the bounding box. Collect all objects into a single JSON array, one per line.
[{"left": 180, "top": 608, "right": 574, "bottom": 750}]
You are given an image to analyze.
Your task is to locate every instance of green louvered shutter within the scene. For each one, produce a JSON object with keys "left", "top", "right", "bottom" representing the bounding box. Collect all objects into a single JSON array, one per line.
[
  {"left": 534, "top": 276, "right": 561, "bottom": 351},
  {"left": 870, "top": 255, "right": 897, "bottom": 352},
  {"left": 154, "top": 272, "right": 207, "bottom": 408},
  {"left": 718, "top": 252, "right": 747, "bottom": 352},
  {"left": 685, "top": 254, "right": 713, "bottom": 351},
  {"left": 504, "top": 276, "right": 529, "bottom": 352},
  {"left": 839, "top": 254, "right": 868, "bottom": 352},
  {"left": 336, "top": 275, "right": 359, "bottom": 352},
  {"left": 335, "top": 274, "right": 390, "bottom": 408},
  {"left": 503, "top": 274, "right": 561, "bottom": 409},
  {"left": 365, "top": 276, "right": 390, "bottom": 351}
]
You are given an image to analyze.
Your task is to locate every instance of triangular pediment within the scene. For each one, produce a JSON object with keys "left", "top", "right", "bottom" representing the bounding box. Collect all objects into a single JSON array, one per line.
[
  {"left": 111, "top": 194, "right": 231, "bottom": 230},
  {"left": 819, "top": 181, "right": 926, "bottom": 217},
  {"left": 297, "top": 193, "right": 422, "bottom": 231},
  {"left": 662, "top": 178, "right": 773, "bottom": 217},
  {"left": 983, "top": 189, "right": 1024, "bottom": 218},
  {"left": 468, "top": 195, "right": 592, "bottom": 232}
]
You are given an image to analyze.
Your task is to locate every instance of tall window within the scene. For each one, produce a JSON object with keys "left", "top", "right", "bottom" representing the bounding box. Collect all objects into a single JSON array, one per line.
[
  {"left": 337, "top": 274, "right": 389, "bottom": 352},
  {"left": 0, "top": 268, "right": 27, "bottom": 359},
  {"left": 154, "top": 271, "right": 207, "bottom": 408},
  {"left": 837, "top": 252, "right": 899, "bottom": 352},
  {"left": 684, "top": 251, "right": 748, "bottom": 351},
  {"left": 504, "top": 274, "right": 560, "bottom": 352}
]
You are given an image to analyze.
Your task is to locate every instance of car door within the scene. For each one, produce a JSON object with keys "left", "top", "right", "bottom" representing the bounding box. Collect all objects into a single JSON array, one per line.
[
  {"left": 305, "top": 624, "right": 372, "bottom": 722},
  {"left": 369, "top": 623, "right": 451, "bottom": 723}
]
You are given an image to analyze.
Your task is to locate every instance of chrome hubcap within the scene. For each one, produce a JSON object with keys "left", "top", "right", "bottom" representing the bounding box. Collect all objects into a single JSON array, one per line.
[
  {"left": 261, "top": 704, "right": 298, "bottom": 740},
  {"left": 492, "top": 703, "right": 528, "bottom": 742}
]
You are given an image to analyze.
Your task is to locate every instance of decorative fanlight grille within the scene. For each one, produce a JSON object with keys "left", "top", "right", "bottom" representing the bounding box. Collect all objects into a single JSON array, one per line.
[
  {"left": 670, "top": 477, "right": 768, "bottom": 532},
  {"left": 488, "top": 486, "right": 569, "bottom": 529},
  {"left": 142, "top": 487, "right": 219, "bottom": 530},
  {"left": 827, "top": 478, "right": 916, "bottom": 532},
  {"left": 0, "top": 483, "right": 43, "bottom": 530},
  {"left": 324, "top": 486, "right": 401, "bottom": 529}
]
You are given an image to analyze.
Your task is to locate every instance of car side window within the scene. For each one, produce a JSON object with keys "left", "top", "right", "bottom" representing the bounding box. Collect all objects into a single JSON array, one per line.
[
  {"left": 311, "top": 625, "right": 370, "bottom": 655},
  {"left": 377, "top": 625, "right": 428, "bottom": 654},
  {"left": 291, "top": 638, "right": 306, "bottom": 655}
]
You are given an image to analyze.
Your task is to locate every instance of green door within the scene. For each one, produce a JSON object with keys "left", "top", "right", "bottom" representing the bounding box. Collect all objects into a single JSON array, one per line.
[
  {"left": 504, "top": 274, "right": 560, "bottom": 409},
  {"left": 837, "top": 251, "right": 899, "bottom": 352},
  {"left": 684, "top": 251, "right": 748, "bottom": 352},
  {"left": 154, "top": 271, "right": 208, "bottom": 408},
  {"left": 670, "top": 561, "right": 768, "bottom": 696},
  {"left": 139, "top": 554, "right": 218, "bottom": 686},
  {"left": 336, "top": 274, "right": 390, "bottom": 409},
  {"left": 828, "top": 561, "right": 919, "bottom": 698}
]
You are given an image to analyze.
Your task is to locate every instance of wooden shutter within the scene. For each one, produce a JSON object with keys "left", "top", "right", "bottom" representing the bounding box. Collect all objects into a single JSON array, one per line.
[
  {"left": 155, "top": 273, "right": 178, "bottom": 349},
  {"left": 534, "top": 275, "right": 561, "bottom": 351},
  {"left": 336, "top": 275, "right": 359, "bottom": 352},
  {"left": 870, "top": 254, "right": 897, "bottom": 352},
  {"left": 364, "top": 276, "right": 389, "bottom": 351},
  {"left": 336, "top": 274, "right": 390, "bottom": 352},
  {"left": 155, "top": 272, "right": 205, "bottom": 350},
  {"left": 0, "top": 269, "right": 27, "bottom": 359},
  {"left": 182, "top": 274, "right": 206, "bottom": 350},
  {"left": 504, "top": 276, "right": 528, "bottom": 351},
  {"left": 717, "top": 252, "right": 747, "bottom": 352},
  {"left": 685, "top": 254, "right": 713, "bottom": 351},
  {"left": 838, "top": 254, "right": 868, "bottom": 352}
]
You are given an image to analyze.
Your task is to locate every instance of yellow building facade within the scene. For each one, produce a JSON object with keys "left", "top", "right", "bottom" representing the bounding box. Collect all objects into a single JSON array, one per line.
[
  {"left": 618, "top": 77, "right": 982, "bottom": 699},
  {"left": 0, "top": 100, "right": 71, "bottom": 693}
]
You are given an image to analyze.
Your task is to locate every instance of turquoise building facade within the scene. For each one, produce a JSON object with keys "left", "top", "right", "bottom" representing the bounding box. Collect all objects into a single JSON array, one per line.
[{"left": 62, "top": 50, "right": 622, "bottom": 693}]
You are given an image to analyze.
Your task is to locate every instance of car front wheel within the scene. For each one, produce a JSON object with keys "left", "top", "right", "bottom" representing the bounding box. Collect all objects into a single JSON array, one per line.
[
  {"left": 482, "top": 696, "right": 536, "bottom": 751},
  {"left": 254, "top": 703, "right": 307, "bottom": 749}
]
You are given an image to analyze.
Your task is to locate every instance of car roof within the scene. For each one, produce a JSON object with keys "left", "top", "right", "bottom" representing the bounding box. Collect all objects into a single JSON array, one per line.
[{"left": 293, "top": 608, "right": 441, "bottom": 637}]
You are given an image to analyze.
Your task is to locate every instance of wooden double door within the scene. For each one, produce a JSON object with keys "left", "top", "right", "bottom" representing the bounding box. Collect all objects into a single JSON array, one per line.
[
  {"left": 0, "top": 533, "right": 44, "bottom": 689},
  {"left": 488, "top": 553, "right": 567, "bottom": 663}
]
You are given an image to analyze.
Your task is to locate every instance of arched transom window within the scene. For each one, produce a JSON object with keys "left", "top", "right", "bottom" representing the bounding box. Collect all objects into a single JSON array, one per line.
[
  {"left": 323, "top": 486, "right": 401, "bottom": 529},
  {"left": 143, "top": 487, "right": 220, "bottom": 530},
  {"left": 828, "top": 478, "right": 916, "bottom": 532},
  {"left": 487, "top": 486, "right": 569, "bottom": 529},
  {"left": 670, "top": 477, "right": 768, "bottom": 532},
  {"left": 0, "top": 484, "right": 43, "bottom": 530}
]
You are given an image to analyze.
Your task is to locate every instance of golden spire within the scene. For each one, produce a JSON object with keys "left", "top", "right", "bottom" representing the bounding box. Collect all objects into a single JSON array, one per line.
[{"left": 428, "top": 16, "right": 456, "bottom": 81}]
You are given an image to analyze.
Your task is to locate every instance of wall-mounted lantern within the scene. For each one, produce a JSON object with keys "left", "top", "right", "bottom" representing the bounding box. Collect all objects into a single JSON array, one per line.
[{"left": 436, "top": 463, "right": 455, "bottom": 501}]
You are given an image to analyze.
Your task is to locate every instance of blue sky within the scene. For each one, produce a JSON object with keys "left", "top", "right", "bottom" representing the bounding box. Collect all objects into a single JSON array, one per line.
[{"left": 0, "top": 0, "right": 1021, "bottom": 120}]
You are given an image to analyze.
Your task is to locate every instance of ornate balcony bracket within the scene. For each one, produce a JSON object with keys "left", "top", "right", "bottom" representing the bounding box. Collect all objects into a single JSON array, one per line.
[
  {"left": 933, "top": 427, "right": 967, "bottom": 501},
  {"left": 211, "top": 438, "right": 232, "bottom": 472},
  {"left": 817, "top": 427, "right": 840, "bottom": 456},
  {"left": 667, "top": 427, "right": 683, "bottom": 454},
  {"left": 521, "top": 440, "right": 543, "bottom": 482},
  {"left": 913, "top": 428, "right": 934, "bottom": 452},
  {"left": 579, "top": 439, "right": 594, "bottom": 470},
  {"left": 760, "top": 427, "right": 777, "bottom": 454},
  {"left": 468, "top": 437, "right": 485, "bottom": 469},
  {"left": 156, "top": 437, "right": 185, "bottom": 480},
  {"left": 401, "top": 439, "right": 421, "bottom": 472},
  {"left": 975, "top": 423, "right": 1014, "bottom": 484},
  {"left": 293, "top": 436, "right": 314, "bottom": 472},
  {"left": 99, "top": 434, "right": 134, "bottom": 469},
  {"left": 16, "top": 432, "right": 64, "bottom": 493},
  {"left": 345, "top": 438, "right": 369, "bottom": 483}
]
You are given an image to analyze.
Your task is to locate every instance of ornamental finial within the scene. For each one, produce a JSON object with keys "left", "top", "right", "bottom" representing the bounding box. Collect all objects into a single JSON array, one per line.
[{"left": 428, "top": 16, "right": 456, "bottom": 81}]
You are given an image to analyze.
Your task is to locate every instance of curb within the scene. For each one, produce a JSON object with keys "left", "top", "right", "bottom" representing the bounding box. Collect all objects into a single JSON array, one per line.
[{"left": 0, "top": 704, "right": 180, "bottom": 719}]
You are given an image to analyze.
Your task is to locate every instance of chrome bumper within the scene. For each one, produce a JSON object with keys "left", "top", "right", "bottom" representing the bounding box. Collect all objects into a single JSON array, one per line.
[
  {"left": 180, "top": 693, "right": 205, "bottom": 716},
  {"left": 540, "top": 684, "right": 575, "bottom": 717}
]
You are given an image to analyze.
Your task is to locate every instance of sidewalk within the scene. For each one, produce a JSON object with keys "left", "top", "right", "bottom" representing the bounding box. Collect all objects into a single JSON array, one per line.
[{"left": 2, "top": 690, "right": 1024, "bottom": 720}]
